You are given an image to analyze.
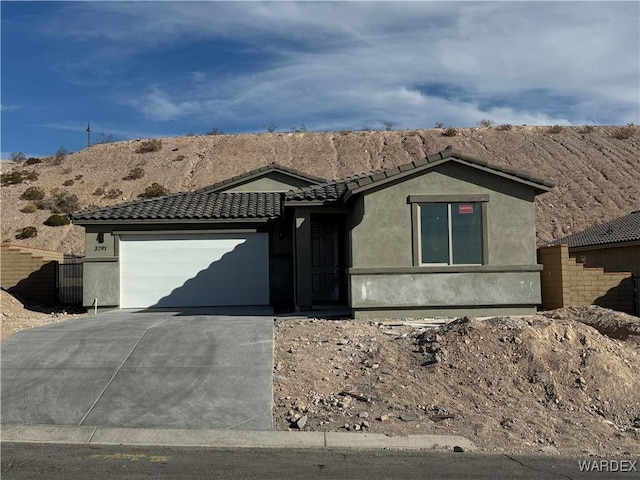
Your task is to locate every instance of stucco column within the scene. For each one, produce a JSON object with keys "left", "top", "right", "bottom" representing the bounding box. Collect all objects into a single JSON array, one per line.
[{"left": 294, "top": 208, "right": 312, "bottom": 310}]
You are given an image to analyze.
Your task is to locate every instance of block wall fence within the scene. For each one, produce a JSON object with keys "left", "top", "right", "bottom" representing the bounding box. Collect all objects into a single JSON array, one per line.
[
  {"left": 538, "top": 244, "right": 635, "bottom": 314},
  {"left": 1, "top": 243, "right": 64, "bottom": 306}
]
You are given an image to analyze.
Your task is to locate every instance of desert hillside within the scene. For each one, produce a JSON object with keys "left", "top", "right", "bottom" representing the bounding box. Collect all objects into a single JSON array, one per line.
[{"left": 1, "top": 125, "right": 639, "bottom": 256}]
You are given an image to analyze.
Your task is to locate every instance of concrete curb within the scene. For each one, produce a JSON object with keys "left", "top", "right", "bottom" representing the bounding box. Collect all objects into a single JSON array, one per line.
[{"left": 1, "top": 425, "right": 477, "bottom": 451}]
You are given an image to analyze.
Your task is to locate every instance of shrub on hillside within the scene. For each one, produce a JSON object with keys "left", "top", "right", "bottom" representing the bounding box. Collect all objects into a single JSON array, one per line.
[
  {"left": 135, "top": 139, "right": 162, "bottom": 153},
  {"left": 105, "top": 188, "right": 123, "bottom": 199},
  {"left": 174, "top": 154, "right": 186, "bottom": 162},
  {"left": 496, "top": 124, "right": 513, "bottom": 131},
  {"left": 93, "top": 186, "right": 105, "bottom": 196},
  {"left": 546, "top": 125, "right": 563, "bottom": 134},
  {"left": 441, "top": 127, "right": 458, "bottom": 137},
  {"left": 9, "top": 152, "right": 27, "bottom": 163},
  {"left": 44, "top": 214, "right": 71, "bottom": 226},
  {"left": 579, "top": 125, "right": 594, "bottom": 134},
  {"left": 124, "top": 167, "right": 145, "bottom": 180},
  {"left": 20, "top": 186, "right": 45, "bottom": 201},
  {"left": 51, "top": 190, "right": 80, "bottom": 213},
  {"left": 37, "top": 189, "right": 80, "bottom": 214},
  {"left": 25, "top": 157, "right": 43, "bottom": 165},
  {"left": 20, "top": 203, "right": 37, "bottom": 214},
  {"left": 52, "top": 146, "right": 69, "bottom": 165},
  {"left": 1, "top": 170, "right": 39, "bottom": 186},
  {"left": 94, "top": 133, "right": 118, "bottom": 145},
  {"left": 63, "top": 179, "right": 75, "bottom": 186},
  {"left": 611, "top": 125, "right": 636, "bottom": 140},
  {"left": 264, "top": 122, "right": 278, "bottom": 133},
  {"left": 477, "top": 119, "right": 494, "bottom": 128},
  {"left": 16, "top": 226, "right": 37, "bottom": 239},
  {"left": 139, "top": 183, "right": 169, "bottom": 198}
]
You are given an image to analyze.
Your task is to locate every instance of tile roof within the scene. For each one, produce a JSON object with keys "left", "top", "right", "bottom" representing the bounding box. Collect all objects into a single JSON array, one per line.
[
  {"left": 196, "top": 162, "right": 326, "bottom": 193},
  {"left": 284, "top": 180, "right": 351, "bottom": 202},
  {"left": 285, "top": 146, "right": 555, "bottom": 203},
  {"left": 549, "top": 210, "right": 640, "bottom": 248},
  {"left": 72, "top": 191, "right": 282, "bottom": 223}
]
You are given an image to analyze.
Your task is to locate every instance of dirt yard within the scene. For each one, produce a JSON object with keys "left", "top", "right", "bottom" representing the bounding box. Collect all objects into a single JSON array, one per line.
[
  {"left": 274, "top": 307, "right": 640, "bottom": 455},
  {"left": 0, "top": 290, "right": 86, "bottom": 340},
  {"left": 2, "top": 292, "right": 639, "bottom": 455}
]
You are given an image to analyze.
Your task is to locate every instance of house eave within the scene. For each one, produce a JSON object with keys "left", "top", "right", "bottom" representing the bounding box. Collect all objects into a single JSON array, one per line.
[
  {"left": 568, "top": 239, "right": 640, "bottom": 252},
  {"left": 348, "top": 157, "right": 554, "bottom": 196},
  {"left": 283, "top": 200, "right": 342, "bottom": 207},
  {"left": 197, "top": 165, "right": 326, "bottom": 194},
  {"left": 72, "top": 217, "right": 275, "bottom": 226}
]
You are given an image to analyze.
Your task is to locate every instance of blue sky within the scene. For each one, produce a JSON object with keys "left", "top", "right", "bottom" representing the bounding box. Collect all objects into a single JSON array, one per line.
[{"left": 1, "top": 1, "right": 639, "bottom": 159}]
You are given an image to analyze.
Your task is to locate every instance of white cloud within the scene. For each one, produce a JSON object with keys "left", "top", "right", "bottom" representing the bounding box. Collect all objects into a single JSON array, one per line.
[{"left": 39, "top": 2, "right": 640, "bottom": 128}]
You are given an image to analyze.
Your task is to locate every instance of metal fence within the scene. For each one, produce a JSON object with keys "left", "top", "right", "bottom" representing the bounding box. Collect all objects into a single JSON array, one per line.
[
  {"left": 634, "top": 275, "right": 640, "bottom": 317},
  {"left": 57, "top": 261, "right": 83, "bottom": 305}
]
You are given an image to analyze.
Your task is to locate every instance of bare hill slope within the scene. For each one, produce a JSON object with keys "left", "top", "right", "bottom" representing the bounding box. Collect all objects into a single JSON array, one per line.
[{"left": 2, "top": 125, "right": 639, "bottom": 256}]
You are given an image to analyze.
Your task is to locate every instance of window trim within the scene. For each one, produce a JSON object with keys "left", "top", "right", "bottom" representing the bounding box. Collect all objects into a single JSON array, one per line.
[{"left": 409, "top": 195, "right": 489, "bottom": 266}]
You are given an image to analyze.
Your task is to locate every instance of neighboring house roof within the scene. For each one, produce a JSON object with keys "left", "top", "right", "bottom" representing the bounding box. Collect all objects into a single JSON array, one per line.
[
  {"left": 196, "top": 162, "right": 326, "bottom": 193},
  {"left": 71, "top": 192, "right": 282, "bottom": 223},
  {"left": 284, "top": 146, "right": 555, "bottom": 204},
  {"left": 549, "top": 210, "right": 640, "bottom": 249}
]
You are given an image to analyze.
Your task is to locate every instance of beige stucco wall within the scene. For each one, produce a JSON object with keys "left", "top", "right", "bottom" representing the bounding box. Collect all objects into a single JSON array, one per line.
[
  {"left": 347, "top": 162, "right": 542, "bottom": 315},
  {"left": 85, "top": 230, "right": 117, "bottom": 258},
  {"left": 82, "top": 260, "right": 119, "bottom": 307},
  {"left": 226, "top": 172, "right": 315, "bottom": 192},
  {"left": 350, "top": 162, "right": 537, "bottom": 268}
]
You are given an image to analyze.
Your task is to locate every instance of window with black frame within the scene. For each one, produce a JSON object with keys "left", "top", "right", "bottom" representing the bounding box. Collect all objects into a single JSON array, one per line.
[{"left": 419, "top": 202, "right": 483, "bottom": 265}]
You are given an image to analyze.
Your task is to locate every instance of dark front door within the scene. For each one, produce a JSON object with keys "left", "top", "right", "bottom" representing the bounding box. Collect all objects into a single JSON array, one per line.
[{"left": 311, "top": 220, "right": 340, "bottom": 303}]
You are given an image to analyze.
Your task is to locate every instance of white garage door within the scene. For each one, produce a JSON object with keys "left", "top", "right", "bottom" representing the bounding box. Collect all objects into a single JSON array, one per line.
[{"left": 119, "top": 233, "right": 269, "bottom": 308}]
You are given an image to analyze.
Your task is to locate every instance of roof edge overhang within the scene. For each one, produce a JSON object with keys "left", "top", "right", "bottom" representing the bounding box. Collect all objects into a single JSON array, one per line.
[
  {"left": 347, "top": 158, "right": 449, "bottom": 196},
  {"left": 567, "top": 239, "right": 640, "bottom": 251},
  {"left": 347, "top": 156, "right": 554, "bottom": 197},
  {"left": 197, "top": 164, "right": 327, "bottom": 194},
  {"left": 283, "top": 199, "right": 343, "bottom": 207},
  {"left": 72, "top": 217, "right": 275, "bottom": 226}
]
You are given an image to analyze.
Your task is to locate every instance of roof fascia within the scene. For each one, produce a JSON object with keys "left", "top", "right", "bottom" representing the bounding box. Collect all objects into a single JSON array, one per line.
[
  {"left": 282, "top": 199, "right": 339, "bottom": 207},
  {"left": 72, "top": 217, "right": 274, "bottom": 226},
  {"left": 348, "top": 158, "right": 449, "bottom": 195},
  {"left": 569, "top": 240, "right": 640, "bottom": 251},
  {"left": 453, "top": 159, "right": 554, "bottom": 194},
  {"left": 348, "top": 157, "right": 553, "bottom": 197},
  {"left": 199, "top": 167, "right": 325, "bottom": 194}
]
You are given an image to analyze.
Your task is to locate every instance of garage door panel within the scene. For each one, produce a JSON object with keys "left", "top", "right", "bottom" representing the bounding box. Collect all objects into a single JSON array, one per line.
[{"left": 120, "top": 234, "right": 269, "bottom": 308}]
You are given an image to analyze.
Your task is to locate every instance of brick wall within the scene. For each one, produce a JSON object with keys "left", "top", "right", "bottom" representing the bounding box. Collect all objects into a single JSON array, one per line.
[
  {"left": 538, "top": 244, "right": 635, "bottom": 314},
  {"left": 1, "top": 243, "right": 64, "bottom": 306}
]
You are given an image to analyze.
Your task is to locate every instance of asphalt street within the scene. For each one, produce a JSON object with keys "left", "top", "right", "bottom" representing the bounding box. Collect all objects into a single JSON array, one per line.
[{"left": 3, "top": 443, "right": 638, "bottom": 480}]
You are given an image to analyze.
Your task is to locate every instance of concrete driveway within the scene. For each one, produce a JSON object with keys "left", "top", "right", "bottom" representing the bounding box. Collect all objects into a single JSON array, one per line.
[{"left": 1, "top": 308, "right": 274, "bottom": 430}]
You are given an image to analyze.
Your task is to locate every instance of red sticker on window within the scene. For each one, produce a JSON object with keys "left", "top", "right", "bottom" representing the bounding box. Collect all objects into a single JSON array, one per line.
[{"left": 458, "top": 204, "right": 474, "bottom": 214}]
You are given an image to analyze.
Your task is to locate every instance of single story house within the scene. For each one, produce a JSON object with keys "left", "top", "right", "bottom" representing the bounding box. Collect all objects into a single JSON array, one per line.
[
  {"left": 548, "top": 210, "right": 640, "bottom": 275},
  {"left": 71, "top": 147, "right": 554, "bottom": 318}
]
